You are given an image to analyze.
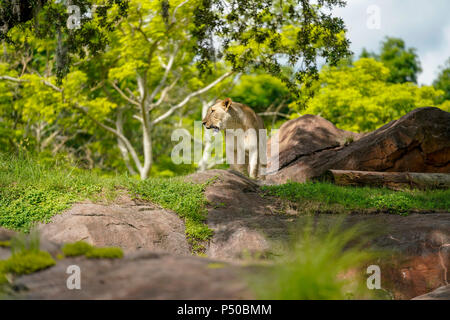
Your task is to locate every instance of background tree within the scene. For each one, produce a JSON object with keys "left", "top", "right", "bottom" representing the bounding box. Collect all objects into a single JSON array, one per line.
[
  {"left": 299, "top": 58, "right": 442, "bottom": 132},
  {"left": 433, "top": 57, "right": 450, "bottom": 102},
  {"left": 0, "top": 0, "right": 352, "bottom": 179},
  {"left": 361, "top": 37, "right": 422, "bottom": 84}
]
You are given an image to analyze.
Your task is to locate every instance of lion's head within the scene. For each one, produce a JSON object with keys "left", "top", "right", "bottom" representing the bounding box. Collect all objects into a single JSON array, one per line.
[{"left": 202, "top": 98, "right": 233, "bottom": 133}]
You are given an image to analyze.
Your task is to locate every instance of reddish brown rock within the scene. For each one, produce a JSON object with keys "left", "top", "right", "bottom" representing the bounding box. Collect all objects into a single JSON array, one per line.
[
  {"left": 187, "top": 170, "right": 289, "bottom": 260},
  {"left": 38, "top": 196, "right": 190, "bottom": 255},
  {"left": 267, "top": 114, "right": 360, "bottom": 174},
  {"left": 266, "top": 107, "right": 450, "bottom": 184}
]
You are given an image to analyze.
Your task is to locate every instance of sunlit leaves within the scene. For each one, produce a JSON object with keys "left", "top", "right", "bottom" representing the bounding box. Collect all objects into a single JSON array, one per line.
[{"left": 298, "top": 58, "right": 444, "bottom": 132}]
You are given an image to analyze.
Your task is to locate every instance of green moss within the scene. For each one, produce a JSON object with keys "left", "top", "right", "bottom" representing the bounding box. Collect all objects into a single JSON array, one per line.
[
  {"left": 0, "top": 241, "right": 10, "bottom": 248},
  {"left": 85, "top": 247, "right": 123, "bottom": 259},
  {"left": 61, "top": 241, "right": 123, "bottom": 259},
  {"left": 62, "top": 241, "right": 93, "bottom": 257},
  {"left": 262, "top": 182, "right": 450, "bottom": 215},
  {"left": 0, "top": 250, "right": 55, "bottom": 276}
]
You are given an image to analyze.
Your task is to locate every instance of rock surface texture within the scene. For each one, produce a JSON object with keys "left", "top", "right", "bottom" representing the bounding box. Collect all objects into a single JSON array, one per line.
[
  {"left": 38, "top": 196, "right": 190, "bottom": 255},
  {"left": 13, "top": 251, "right": 253, "bottom": 299},
  {"left": 267, "top": 107, "right": 450, "bottom": 184}
]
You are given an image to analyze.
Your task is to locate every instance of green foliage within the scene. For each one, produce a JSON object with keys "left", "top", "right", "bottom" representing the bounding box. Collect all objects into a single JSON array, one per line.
[
  {"left": 299, "top": 58, "right": 443, "bottom": 132},
  {"left": 130, "top": 177, "right": 213, "bottom": 252},
  {"left": 229, "top": 73, "right": 291, "bottom": 113},
  {"left": 0, "top": 153, "right": 123, "bottom": 231},
  {"left": 62, "top": 241, "right": 123, "bottom": 259},
  {"left": 362, "top": 37, "right": 422, "bottom": 84},
  {"left": 0, "top": 154, "right": 212, "bottom": 254},
  {"left": 0, "top": 241, "right": 11, "bottom": 248},
  {"left": 250, "top": 219, "right": 376, "bottom": 300},
  {"left": 194, "top": 0, "right": 351, "bottom": 97},
  {"left": 10, "top": 229, "right": 41, "bottom": 254},
  {"left": 434, "top": 58, "right": 450, "bottom": 102},
  {"left": 0, "top": 250, "right": 55, "bottom": 276},
  {"left": 262, "top": 182, "right": 450, "bottom": 215}
]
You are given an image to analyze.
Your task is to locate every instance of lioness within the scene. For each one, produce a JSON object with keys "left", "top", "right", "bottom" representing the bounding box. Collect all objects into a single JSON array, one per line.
[{"left": 202, "top": 98, "right": 266, "bottom": 179}]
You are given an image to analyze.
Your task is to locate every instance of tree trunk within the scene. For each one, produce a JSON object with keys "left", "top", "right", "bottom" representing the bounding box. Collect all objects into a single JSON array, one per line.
[
  {"left": 115, "top": 109, "right": 137, "bottom": 176},
  {"left": 198, "top": 99, "right": 215, "bottom": 171},
  {"left": 323, "top": 170, "right": 450, "bottom": 190}
]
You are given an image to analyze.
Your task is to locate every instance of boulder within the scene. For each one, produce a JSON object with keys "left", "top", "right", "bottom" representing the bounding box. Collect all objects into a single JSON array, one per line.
[
  {"left": 38, "top": 195, "right": 190, "bottom": 255},
  {"left": 187, "top": 170, "right": 449, "bottom": 299},
  {"left": 267, "top": 114, "right": 360, "bottom": 174},
  {"left": 412, "top": 285, "right": 450, "bottom": 300},
  {"left": 12, "top": 251, "right": 253, "bottom": 299},
  {"left": 267, "top": 107, "right": 450, "bottom": 184},
  {"left": 187, "top": 170, "right": 290, "bottom": 260}
]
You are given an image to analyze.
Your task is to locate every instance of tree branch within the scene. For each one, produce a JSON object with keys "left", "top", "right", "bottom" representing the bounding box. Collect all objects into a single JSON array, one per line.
[
  {"left": 110, "top": 81, "right": 141, "bottom": 107},
  {"left": 152, "top": 71, "right": 233, "bottom": 125}
]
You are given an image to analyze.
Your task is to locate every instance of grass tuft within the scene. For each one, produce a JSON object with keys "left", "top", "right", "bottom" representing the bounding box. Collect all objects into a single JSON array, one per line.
[{"left": 250, "top": 218, "right": 381, "bottom": 300}]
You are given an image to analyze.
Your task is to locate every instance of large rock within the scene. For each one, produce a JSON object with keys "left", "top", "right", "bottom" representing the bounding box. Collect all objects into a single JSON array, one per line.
[
  {"left": 267, "top": 114, "right": 360, "bottom": 174},
  {"left": 187, "top": 170, "right": 291, "bottom": 260},
  {"left": 187, "top": 169, "right": 450, "bottom": 299},
  {"left": 38, "top": 195, "right": 190, "bottom": 255},
  {"left": 267, "top": 107, "right": 450, "bottom": 184},
  {"left": 12, "top": 251, "right": 253, "bottom": 299},
  {"left": 412, "top": 285, "right": 450, "bottom": 300}
]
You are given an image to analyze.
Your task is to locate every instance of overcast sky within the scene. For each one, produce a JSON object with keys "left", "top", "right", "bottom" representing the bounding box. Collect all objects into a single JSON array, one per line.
[{"left": 333, "top": 0, "right": 450, "bottom": 85}]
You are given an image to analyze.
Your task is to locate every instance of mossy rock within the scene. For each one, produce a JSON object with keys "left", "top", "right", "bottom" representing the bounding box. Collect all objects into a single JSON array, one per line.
[
  {"left": 85, "top": 247, "right": 123, "bottom": 259},
  {"left": 0, "top": 250, "right": 55, "bottom": 276},
  {"left": 62, "top": 241, "right": 93, "bottom": 257},
  {"left": 61, "top": 241, "right": 123, "bottom": 259}
]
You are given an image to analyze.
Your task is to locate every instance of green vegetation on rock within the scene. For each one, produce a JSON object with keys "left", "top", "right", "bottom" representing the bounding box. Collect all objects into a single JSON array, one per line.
[
  {"left": 62, "top": 241, "right": 123, "bottom": 259},
  {"left": 250, "top": 220, "right": 381, "bottom": 300},
  {"left": 0, "top": 250, "right": 55, "bottom": 276},
  {"left": 85, "top": 247, "right": 124, "bottom": 259},
  {"left": 262, "top": 182, "right": 450, "bottom": 215},
  {"left": 130, "top": 178, "right": 214, "bottom": 252},
  {"left": 0, "top": 155, "right": 212, "bottom": 253}
]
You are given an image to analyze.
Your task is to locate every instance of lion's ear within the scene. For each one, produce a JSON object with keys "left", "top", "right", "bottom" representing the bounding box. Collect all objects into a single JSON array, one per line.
[{"left": 223, "top": 98, "right": 232, "bottom": 111}]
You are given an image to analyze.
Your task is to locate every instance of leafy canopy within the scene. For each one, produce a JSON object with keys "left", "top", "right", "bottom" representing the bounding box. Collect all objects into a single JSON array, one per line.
[
  {"left": 361, "top": 37, "right": 422, "bottom": 84},
  {"left": 299, "top": 58, "right": 443, "bottom": 132}
]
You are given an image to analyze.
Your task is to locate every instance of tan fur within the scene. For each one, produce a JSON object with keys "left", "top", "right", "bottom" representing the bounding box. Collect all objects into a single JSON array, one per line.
[{"left": 202, "top": 98, "right": 265, "bottom": 178}]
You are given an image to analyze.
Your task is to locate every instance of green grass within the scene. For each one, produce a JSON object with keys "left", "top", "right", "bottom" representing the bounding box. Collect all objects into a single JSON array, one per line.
[
  {"left": 129, "top": 178, "right": 214, "bottom": 253},
  {"left": 0, "top": 154, "right": 213, "bottom": 253},
  {"left": 262, "top": 181, "right": 450, "bottom": 215},
  {"left": 0, "top": 231, "right": 56, "bottom": 284},
  {"left": 250, "top": 218, "right": 387, "bottom": 300},
  {"left": 0, "top": 154, "right": 123, "bottom": 232}
]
